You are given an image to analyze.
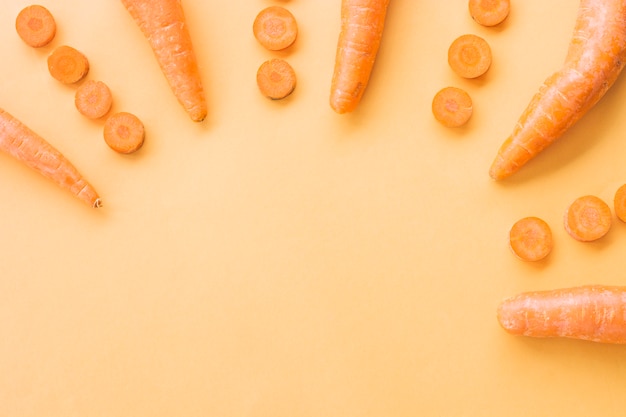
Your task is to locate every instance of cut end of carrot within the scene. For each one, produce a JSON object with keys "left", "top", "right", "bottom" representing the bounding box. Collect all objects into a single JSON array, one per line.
[
  {"left": 93, "top": 198, "right": 103, "bottom": 208},
  {"left": 75, "top": 80, "right": 113, "bottom": 119},
  {"left": 613, "top": 184, "right": 626, "bottom": 223},
  {"left": 47, "top": 45, "right": 90, "bottom": 84},
  {"left": 564, "top": 195, "right": 612, "bottom": 242},
  {"left": 448, "top": 34, "right": 492, "bottom": 79},
  {"left": 509, "top": 216, "right": 553, "bottom": 262},
  {"left": 103, "top": 112, "right": 145, "bottom": 154},
  {"left": 469, "top": 0, "right": 510, "bottom": 27},
  {"left": 253, "top": 6, "right": 298, "bottom": 51},
  {"left": 432, "top": 87, "right": 473, "bottom": 127},
  {"left": 15, "top": 5, "right": 56, "bottom": 48},
  {"left": 256, "top": 58, "right": 297, "bottom": 100}
]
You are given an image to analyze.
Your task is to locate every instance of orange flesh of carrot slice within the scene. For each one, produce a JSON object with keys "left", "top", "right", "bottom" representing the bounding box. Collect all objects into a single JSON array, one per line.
[
  {"left": 15, "top": 5, "right": 56, "bottom": 48},
  {"left": 103, "top": 112, "right": 145, "bottom": 154},
  {"left": 614, "top": 184, "right": 626, "bottom": 222},
  {"left": 448, "top": 34, "right": 492, "bottom": 79},
  {"left": 47, "top": 45, "right": 90, "bottom": 84},
  {"left": 468, "top": 0, "right": 510, "bottom": 27},
  {"left": 564, "top": 195, "right": 612, "bottom": 242},
  {"left": 75, "top": 80, "right": 113, "bottom": 119},
  {"left": 253, "top": 6, "right": 298, "bottom": 51},
  {"left": 509, "top": 216, "right": 553, "bottom": 262},
  {"left": 256, "top": 59, "right": 297, "bottom": 100},
  {"left": 431, "top": 87, "right": 473, "bottom": 127}
]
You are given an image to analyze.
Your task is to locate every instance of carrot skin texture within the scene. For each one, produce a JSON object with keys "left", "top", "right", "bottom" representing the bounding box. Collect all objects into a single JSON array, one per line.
[
  {"left": 497, "top": 285, "right": 626, "bottom": 344},
  {"left": 121, "top": 0, "right": 207, "bottom": 122},
  {"left": 489, "top": 0, "right": 626, "bottom": 180},
  {"left": 0, "top": 108, "right": 101, "bottom": 208},
  {"left": 330, "top": 0, "right": 391, "bottom": 114}
]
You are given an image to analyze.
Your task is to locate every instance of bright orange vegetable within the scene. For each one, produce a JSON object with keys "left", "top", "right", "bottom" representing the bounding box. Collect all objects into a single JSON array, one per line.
[
  {"left": 448, "top": 34, "right": 492, "bottom": 79},
  {"left": 329, "top": 0, "right": 391, "bottom": 114},
  {"left": 256, "top": 59, "right": 297, "bottom": 100},
  {"left": 15, "top": 4, "right": 56, "bottom": 48},
  {"left": 614, "top": 184, "right": 626, "bottom": 222},
  {"left": 468, "top": 0, "right": 510, "bottom": 27},
  {"left": 75, "top": 80, "right": 113, "bottom": 119},
  {"left": 121, "top": 0, "right": 207, "bottom": 122},
  {"left": 498, "top": 285, "right": 626, "bottom": 344},
  {"left": 47, "top": 45, "right": 90, "bottom": 84},
  {"left": 509, "top": 216, "right": 553, "bottom": 262},
  {"left": 0, "top": 108, "right": 101, "bottom": 208},
  {"left": 103, "top": 112, "right": 145, "bottom": 154},
  {"left": 489, "top": 0, "right": 626, "bottom": 180},
  {"left": 431, "top": 87, "right": 473, "bottom": 127},
  {"left": 563, "top": 195, "right": 612, "bottom": 242},
  {"left": 253, "top": 6, "right": 298, "bottom": 51}
]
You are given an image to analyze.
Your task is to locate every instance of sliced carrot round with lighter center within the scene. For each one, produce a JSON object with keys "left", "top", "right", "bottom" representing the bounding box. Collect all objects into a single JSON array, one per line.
[
  {"left": 253, "top": 6, "right": 298, "bottom": 51},
  {"left": 509, "top": 217, "right": 553, "bottom": 262},
  {"left": 564, "top": 195, "right": 612, "bottom": 242},
  {"left": 614, "top": 184, "right": 626, "bottom": 222},
  {"left": 469, "top": 0, "right": 510, "bottom": 27},
  {"left": 75, "top": 80, "right": 113, "bottom": 119},
  {"left": 47, "top": 45, "right": 90, "bottom": 84},
  {"left": 448, "top": 34, "right": 492, "bottom": 79},
  {"left": 257, "top": 58, "right": 297, "bottom": 100},
  {"left": 432, "top": 87, "right": 473, "bottom": 127},
  {"left": 103, "top": 112, "right": 145, "bottom": 154},
  {"left": 15, "top": 5, "right": 56, "bottom": 48}
]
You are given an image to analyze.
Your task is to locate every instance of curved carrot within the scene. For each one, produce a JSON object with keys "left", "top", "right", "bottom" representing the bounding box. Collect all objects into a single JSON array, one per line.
[
  {"left": 497, "top": 285, "right": 626, "bottom": 344},
  {"left": 121, "top": 0, "right": 207, "bottom": 122},
  {"left": 329, "top": 0, "right": 391, "bottom": 114},
  {"left": 489, "top": 0, "right": 626, "bottom": 180},
  {"left": 564, "top": 194, "right": 612, "bottom": 242},
  {"left": 0, "top": 108, "right": 101, "bottom": 208},
  {"left": 15, "top": 4, "right": 56, "bottom": 48}
]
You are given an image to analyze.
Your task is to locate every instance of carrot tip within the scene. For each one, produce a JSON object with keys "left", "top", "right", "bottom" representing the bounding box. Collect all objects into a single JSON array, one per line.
[{"left": 93, "top": 198, "right": 103, "bottom": 208}]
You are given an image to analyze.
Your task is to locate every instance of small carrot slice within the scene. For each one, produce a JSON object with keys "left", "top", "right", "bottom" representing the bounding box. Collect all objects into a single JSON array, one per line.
[
  {"left": 564, "top": 195, "right": 612, "bottom": 242},
  {"left": 432, "top": 87, "right": 473, "bottom": 127},
  {"left": 448, "top": 34, "right": 492, "bottom": 79},
  {"left": 103, "top": 112, "right": 145, "bottom": 154},
  {"left": 47, "top": 45, "right": 90, "bottom": 84},
  {"left": 468, "top": 0, "right": 510, "bottom": 27},
  {"left": 614, "top": 184, "right": 626, "bottom": 222},
  {"left": 253, "top": 6, "right": 298, "bottom": 51},
  {"left": 75, "top": 80, "right": 113, "bottom": 119},
  {"left": 256, "top": 58, "right": 297, "bottom": 100},
  {"left": 15, "top": 5, "right": 56, "bottom": 48},
  {"left": 509, "top": 217, "right": 553, "bottom": 262}
]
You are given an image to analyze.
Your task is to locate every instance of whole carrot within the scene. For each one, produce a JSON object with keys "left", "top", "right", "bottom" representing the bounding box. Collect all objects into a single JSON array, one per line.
[
  {"left": 330, "top": 0, "right": 391, "bottom": 114},
  {"left": 121, "top": 0, "right": 207, "bottom": 122},
  {"left": 497, "top": 285, "right": 626, "bottom": 344},
  {"left": 0, "top": 108, "right": 101, "bottom": 208},
  {"left": 489, "top": 0, "right": 626, "bottom": 180}
]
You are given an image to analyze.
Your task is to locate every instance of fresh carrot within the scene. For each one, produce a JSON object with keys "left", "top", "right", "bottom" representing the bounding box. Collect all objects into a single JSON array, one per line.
[
  {"left": 613, "top": 184, "right": 626, "bottom": 222},
  {"left": 468, "top": 0, "right": 510, "bottom": 27},
  {"left": 256, "top": 59, "right": 297, "bottom": 100},
  {"left": 448, "top": 34, "right": 492, "bottom": 79},
  {"left": 47, "top": 45, "right": 90, "bottom": 84},
  {"left": 75, "top": 80, "right": 113, "bottom": 120},
  {"left": 497, "top": 285, "right": 626, "bottom": 344},
  {"left": 253, "top": 6, "right": 298, "bottom": 51},
  {"left": 0, "top": 108, "right": 101, "bottom": 208},
  {"left": 564, "top": 195, "right": 612, "bottom": 242},
  {"left": 15, "top": 4, "right": 56, "bottom": 48},
  {"left": 329, "top": 0, "right": 391, "bottom": 114},
  {"left": 121, "top": 0, "right": 207, "bottom": 122},
  {"left": 431, "top": 87, "right": 473, "bottom": 127},
  {"left": 509, "top": 216, "right": 553, "bottom": 262},
  {"left": 489, "top": 0, "right": 626, "bottom": 180},
  {"left": 103, "top": 112, "right": 145, "bottom": 154}
]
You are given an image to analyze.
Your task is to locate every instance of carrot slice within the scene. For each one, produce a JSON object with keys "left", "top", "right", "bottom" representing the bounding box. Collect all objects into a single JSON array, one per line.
[
  {"left": 253, "top": 6, "right": 298, "bottom": 51},
  {"left": 75, "top": 80, "right": 113, "bottom": 119},
  {"left": 47, "top": 45, "right": 90, "bottom": 84},
  {"left": 564, "top": 195, "right": 612, "bottom": 242},
  {"left": 256, "top": 59, "right": 297, "bottom": 100},
  {"left": 432, "top": 87, "right": 473, "bottom": 127},
  {"left": 468, "top": 0, "right": 510, "bottom": 27},
  {"left": 448, "top": 34, "right": 492, "bottom": 79},
  {"left": 614, "top": 184, "right": 626, "bottom": 222},
  {"left": 509, "top": 217, "right": 553, "bottom": 262},
  {"left": 15, "top": 5, "right": 56, "bottom": 48},
  {"left": 103, "top": 112, "right": 145, "bottom": 154}
]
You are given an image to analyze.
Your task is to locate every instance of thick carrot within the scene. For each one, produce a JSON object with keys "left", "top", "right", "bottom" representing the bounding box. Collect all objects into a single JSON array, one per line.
[
  {"left": 103, "top": 112, "right": 145, "bottom": 154},
  {"left": 0, "top": 108, "right": 101, "bottom": 208},
  {"left": 614, "top": 184, "right": 626, "bottom": 222},
  {"left": 121, "top": 0, "right": 207, "bottom": 122},
  {"left": 75, "top": 80, "right": 113, "bottom": 119},
  {"left": 468, "top": 0, "right": 510, "bottom": 27},
  {"left": 448, "top": 34, "right": 492, "bottom": 79},
  {"left": 497, "top": 285, "right": 626, "bottom": 344},
  {"left": 15, "top": 4, "right": 56, "bottom": 48},
  {"left": 329, "top": 0, "right": 391, "bottom": 114},
  {"left": 509, "top": 216, "right": 553, "bottom": 262},
  {"left": 256, "top": 59, "right": 297, "bottom": 100},
  {"left": 489, "top": 0, "right": 626, "bottom": 180},
  {"left": 431, "top": 87, "right": 473, "bottom": 127},
  {"left": 564, "top": 194, "right": 612, "bottom": 242},
  {"left": 47, "top": 45, "right": 90, "bottom": 84},
  {"left": 253, "top": 6, "right": 298, "bottom": 51}
]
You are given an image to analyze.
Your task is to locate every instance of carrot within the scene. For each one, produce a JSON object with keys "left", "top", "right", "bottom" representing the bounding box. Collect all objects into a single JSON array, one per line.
[
  {"left": 497, "top": 285, "right": 626, "bottom": 344},
  {"left": 489, "top": 0, "right": 626, "bottom": 180},
  {"left": 509, "top": 216, "right": 553, "bottom": 262},
  {"left": 103, "top": 112, "right": 145, "bottom": 154},
  {"left": 256, "top": 58, "right": 297, "bottom": 100},
  {"left": 329, "top": 0, "right": 391, "bottom": 114},
  {"left": 0, "top": 108, "right": 101, "bottom": 208},
  {"left": 75, "top": 80, "right": 113, "bottom": 120},
  {"left": 253, "top": 6, "right": 298, "bottom": 51},
  {"left": 15, "top": 4, "right": 56, "bottom": 48},
  {"left": 431, "top": 87, "right": 473, "bottom": 127},
  {"left": 468, "top": 0, "right": 510, "bottom": 27},
  {"left": 448, "top": 34, "right": 492, "bottom": 79},
  {"left": 47, "top": 45, "right": 90, "bottom": 84},
  {"left": 564, "top": 195, "right": 612, "bottom": 242},
  {"left": 121, "top": 0, "right": 207, "bottom": 122},
  {"left": 614, "top": 184, "right": 626, "bottom": 222}
]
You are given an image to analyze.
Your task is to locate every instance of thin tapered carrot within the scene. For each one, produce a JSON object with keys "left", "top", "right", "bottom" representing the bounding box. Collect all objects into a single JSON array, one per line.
[
  {"left": 47, "top": 45, "right": 90, "bottom": 84},
  {"left": 256, "top": 59, "right": 297, "bottom": 100},
  {"left": 468, "top": 0, "right": 510, "bottom": 27},
  {"left": 253, "top": 6, "right": 298, "bottom": 51},
  {"left": 15, "top": 4, "right": 56, "bottom": 48},
  {"left": 509, "top": 216, "right": 553, "bottom": 262},
  {"left": 489, "top": 0, "right": 626, "bottom": 180},
  {"left": 613, "top": 184, "right": 626, "bottom": 222},
  {"left": 431, "top": 87, "right": 473, "bottom": 128},
  {"left": 497, "top": 285, "right": 626, "bottom": 344},
  {"left": 0, "top": 108, "right": 101, "bottom": 208},
  {"left": 121, "top": 0, "right": 207, "bottom": 122},
  {"left": 329, "top": 0, "right": 391, "bottom": 114},
  {"left": 448, "top": 34, "right": 492, "bottom": 79},
  {"left": 103, "top": 112, "right": 145, "bottom": 154},
  {"left": 75, "top": 80, "right": 113, "bottom": 119},
  {"left": 564, "top": 194, "right": 612, "bottom": 242}
]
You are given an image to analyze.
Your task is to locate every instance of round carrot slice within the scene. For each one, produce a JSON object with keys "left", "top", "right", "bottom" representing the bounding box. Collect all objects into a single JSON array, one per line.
[
  {"left": 253, "top": 6, "right": 298, "bottom": 51},
  {"left": 432, "top": 87, "right": 473, "bottom": 127},
  {"left": 15, "top": 5, "right": 56, "bottom": 48},
  {"left": 103, "top": 112, "right": 145, "bottom": 154},
  {"left": 75, "top": 80, "right": 113, "bottom": 119},
  {"left": 256, "top": 58, "right": 297, "bottom": 100},
  {"left": 47, "top": 45, "right": 90, "bottom": 84},
  {"left": 448, "top": 34, "right": 492, "bottom": 79},
  {"left": 469, "top": 0, "right": 510, "bottom": 27},
  {"left": 564, "top": 195, "right": 612, "bottom": 242},
  {"left": 509, "top": 217, "right": 553, "bottom": 262},
  {"left": 614, "top": 184, "right": 626, "bottom": 223}
]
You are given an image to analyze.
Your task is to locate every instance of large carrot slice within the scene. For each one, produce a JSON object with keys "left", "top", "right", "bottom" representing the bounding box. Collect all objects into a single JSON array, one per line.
[{"left": 15, "top": 5, "right": 56, "bottom": 48}]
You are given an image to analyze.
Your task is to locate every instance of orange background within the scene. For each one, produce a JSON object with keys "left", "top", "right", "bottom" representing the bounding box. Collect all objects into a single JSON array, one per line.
[{"left": 2, "top": 1, "right": 626, "bottom": 416}]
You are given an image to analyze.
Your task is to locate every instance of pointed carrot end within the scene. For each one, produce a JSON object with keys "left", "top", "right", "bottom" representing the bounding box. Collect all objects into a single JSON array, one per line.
[{"left": 93, "top": 198, "right": 103, "bottom": 208}]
